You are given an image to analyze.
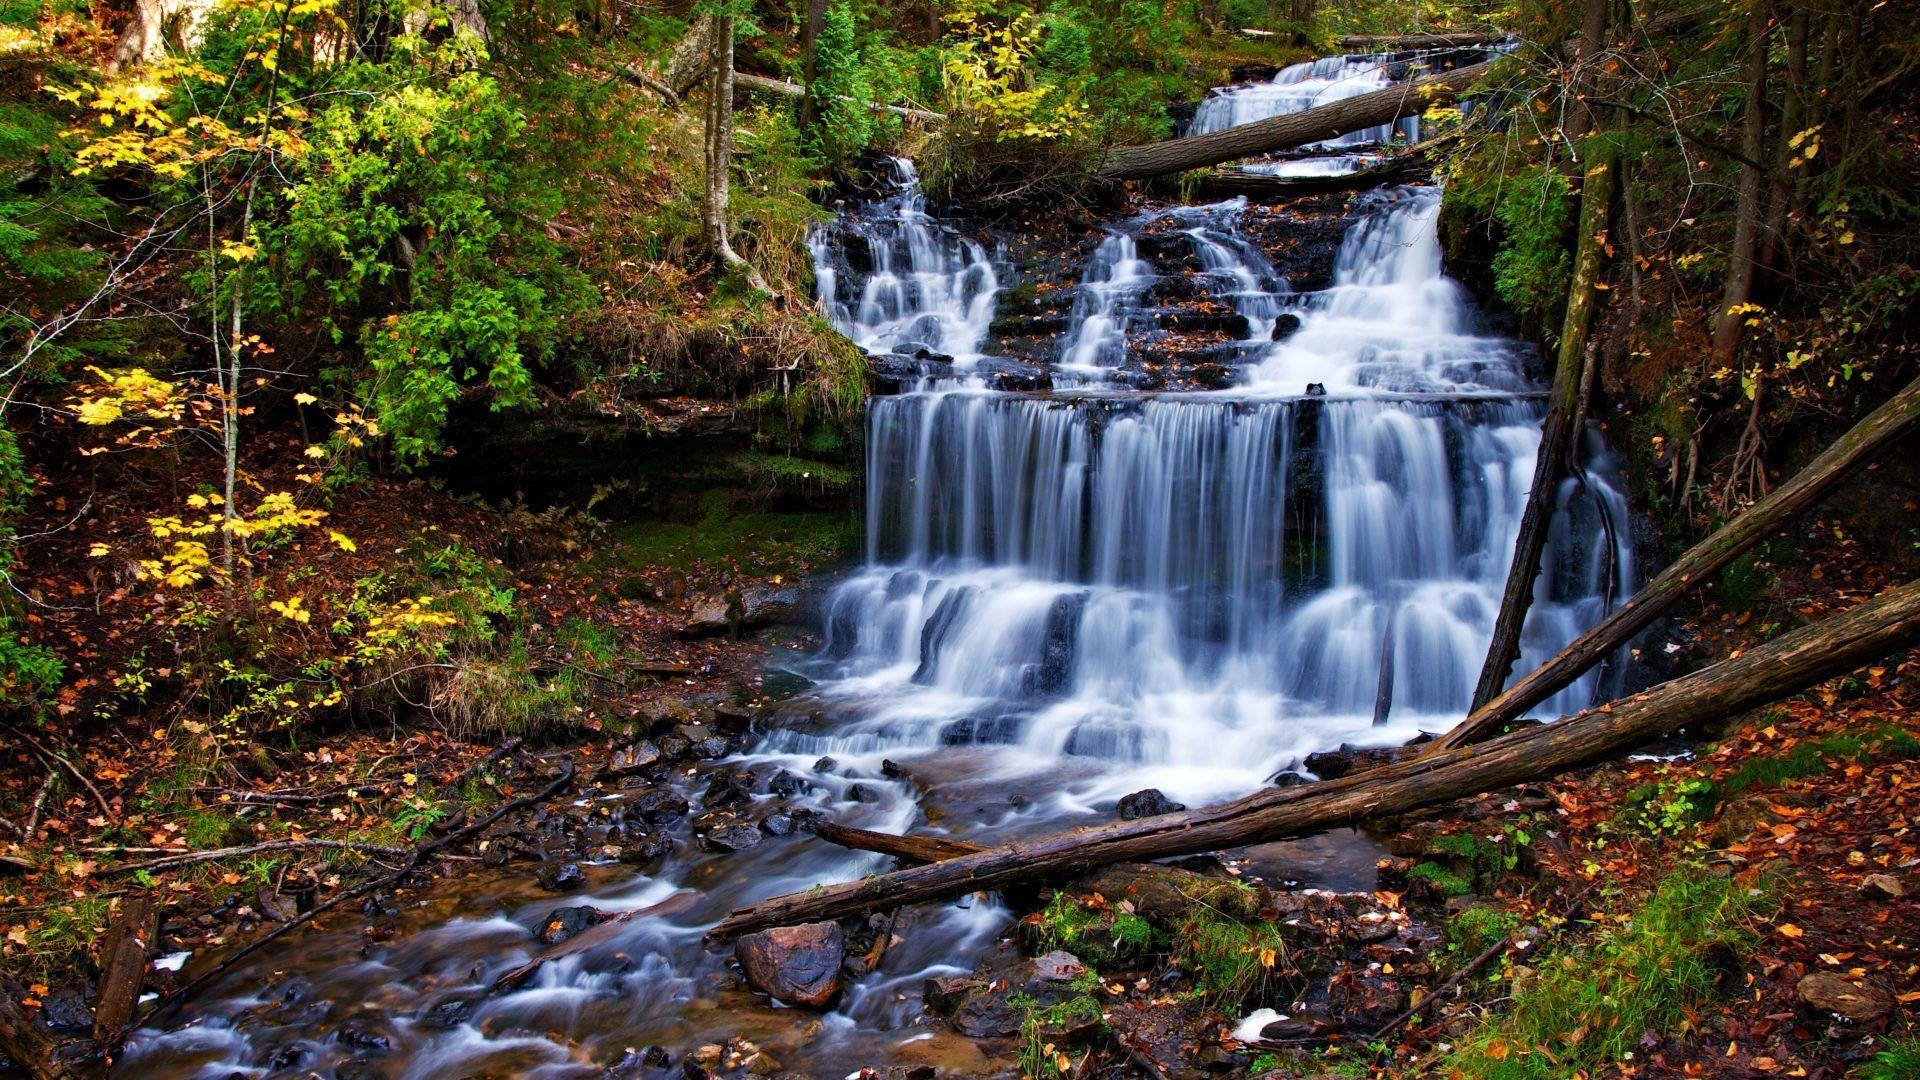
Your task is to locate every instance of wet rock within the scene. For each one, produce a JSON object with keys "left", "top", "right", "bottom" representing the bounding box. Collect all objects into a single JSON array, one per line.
[
  {"left": 628, "top": 788, "right": 691, "bottom": 824},
  {"left": 603, "top": 740, "right": 663, "bottom": 778},
  {"left": 1269, "top": 312, "right": 1302, "bottom": 340},
  {"left": 742, "top": 1051, "right": 781, "bottom": 1075},
  {"left": 703, "top": 822, "right": 763, "bottom": 852},
  {"left": 537, "top": 861, "right": 586, "bottom": 892},
  {"left": 923, "top": 975, "right": 986, "bottom": 1014},
  {"left": 643, "top": 1046, "right": 671, "bottom": 1068},
  {"left": 738, "top": 585, "right": 801, "bottom": 630},
  {"left": 267, "top": 1043, "right": 309, "bottom": 1070},
  {"left": 537, "top": 905, "right": 607, "bottom": 946},
  {"left": 421, "top": 996, "right": 476, "bottom": 1029},
  {"left": 703, "top": 771, "right": 757, "bottom": 809},
  {"left": 621, "top": 835, "right": 676, "bottom": 864},
  {"left": 691, "top": 736, "right": 733, "bottom": 760},
  {"left": 950, "top": 951, "right": 1088, "bottom": 1037},
  {"left": 1259, "top": 1011, "right": 1342, "bottom": 1041},
  {"left": 711, "top": 702, "right": 755, "bottom": 734},
  {"left": 335, "top": 1060, "right": 386, "bottom": 1080},
  {"left": 759, "top": 812, "right": 797, "bottom": 837},
  {"left": 735, "top": 922, "right": 846, "bottom": 1008},
  {"left": 36, "top": 990, "right": 92, "bottom": 1036},
  {"left": 847, "top": 783, "right": 877, "bottom": 803},
  {"left": 1187, "top": 362, "right": 1237, "bottom": 390},
  {"left": 813, "top": 756, "right": 838, "bottom": 773},
  {"left": 767, "top": 770, "right": 811, "bottom": 797},
  {"left": 1117, "top": 788, "right": 1187, "bottom": 819},
  {"left": 977, "top": 357, "right": 1051, "bottom": 393},
  {"left": 335, "top": 1020, "right": 393, "bottom": 1053},
  {"left": 1861, "top": 873, "right": 1905, "bottom": 900},
  {"left": 1301, "top": 743, "right": 1410, "bottom": 780},
  {"left": 1797, "top": 972, "right": 1893, "bottom": 1025},
  {"left": 656, "top": 734, "right": 692, "bottom": 761}
]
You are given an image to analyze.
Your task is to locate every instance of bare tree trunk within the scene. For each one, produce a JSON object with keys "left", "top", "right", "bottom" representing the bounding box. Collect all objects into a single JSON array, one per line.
[
  {"left": 1758, "top": 2, "right": 1808, "bottom": 273},
  {"left": 666, "top": 14, "right": 718, "bottom": 99},
  {"left": 801, "top": 0, "right": 831, "bottom": 127},
  {"left": 1473, "top": 16, "right": 1617, "bottom": 711},
  {"left": 702, "top": 16, "right": 770, "bottom": 295},
  {"left": 711, "top": 579, "right": 1920, "bottom": 936},
  {"left": 1443, "top": 373, "right": 1920, "bottom": 749},
  {"left": 1709, "top": 0, "right": 1772, "bottom": 370},
  {"left": 1095, "top": 61, "right": 1492, "bottom": 181}
]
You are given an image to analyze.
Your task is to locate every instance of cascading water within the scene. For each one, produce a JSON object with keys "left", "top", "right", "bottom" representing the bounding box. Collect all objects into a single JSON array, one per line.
[
  {"left": 1188, "top": 55, "right": 1419, "bottom": 146},
  {"left": 115, "top": 61, "right": 1636, "bottom": 1080}
]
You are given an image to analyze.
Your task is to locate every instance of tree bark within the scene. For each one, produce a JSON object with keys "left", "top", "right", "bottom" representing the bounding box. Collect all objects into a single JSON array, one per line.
[
  {"left": 1095, "top": 61, "right": 1493, "bottom": 181},
  {"left": 1709, "top": 0, "right": 1772, "bottom": 370},
  {"left": 812, "top": 820, "right": 982, "bottom": 862},
  {"left": 1758, "top": 2, "right": 1808, "bottom": 274},
  {"left": 710, "top": 579, "right": 1920, "bottom": 937},
  {"left": 1442, "top": 373, "right": 1920, "bottom": 749},
  {"left": 666, "top": 14, "right": 718, "bottom": 99},
  {"left": 800, "top": 0, "right": 830, "bottom": 127},
  {"left": 93, "top": 898, "right": 157, "bottom": 1041},
  {"left": 702, "top": 17, "right": 770, "bottom": 294},
  {"left": 0, "top": 992, "right": 75, "bottom": 1080},
  {"left": 1471, "top": 147, "right": 1616, "bottom": 712}
]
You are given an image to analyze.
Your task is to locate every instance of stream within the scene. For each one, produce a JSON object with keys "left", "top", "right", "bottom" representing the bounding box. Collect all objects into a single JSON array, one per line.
[{"left": 117, "top": 49, "right": 1636, "bottom": 1080}]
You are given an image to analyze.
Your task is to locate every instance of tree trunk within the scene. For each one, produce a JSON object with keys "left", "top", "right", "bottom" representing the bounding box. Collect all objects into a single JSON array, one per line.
[
  {"left": 812, "top": 820, "right": 981, "bottom": 862},
  {"left": 93, "top": 898, "right": 157, "bottom": 1041},
  {"left": 1095, "top": 61, "right": 1492, "bottom": 181},
  {"left": 1758, "top": 3, "right": 1808, "bottom": 274},
  {"left": 1471, "top": 147, "right": 1616, "bottom": 711},
  {"left": 1709, "top": 0, "right": 1772, "bottom": 370},
  {"left": 710, "top": 579, "right": 1920, "bottom": 937},
  {"left": 702, "top": 17, "right": 770, "bottom": 294},
  {"left": 0, "top": 992, "right": 75, "bottom": 1080},
  {"left": 1558, "top": 0, "right": 1611, "bottom": 149},
  {"left": 801, "top": 0, "right": 830, "bottom": 127},
  {"left": 1441, "top": 373, "right": 1920, "bottom": 749}
]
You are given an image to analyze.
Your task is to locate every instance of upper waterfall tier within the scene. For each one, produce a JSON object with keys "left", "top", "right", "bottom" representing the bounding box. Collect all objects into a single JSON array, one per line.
[{"left": 1187, "top": 54, "right": 1420, "bottom": 143}]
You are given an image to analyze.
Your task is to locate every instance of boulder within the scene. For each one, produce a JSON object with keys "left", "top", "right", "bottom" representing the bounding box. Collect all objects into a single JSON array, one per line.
[
  {"left": 923, "top": 975, "right": 986, "bottom": 1015},
  {"left": 626, "top": 788, "right": 691, "bottom": 825},
  {"left": 1796, "top": 972, "right": 1893, "bottom": 1025},
  {"left": 1116, "top": 788, "right": 1186, "bottom": 819},
  {"left": 735, "top": 922, "right": 846, "bottom": 1008},
  {"left": 680, "top": 594, "right": 737, "bottom": 638}
]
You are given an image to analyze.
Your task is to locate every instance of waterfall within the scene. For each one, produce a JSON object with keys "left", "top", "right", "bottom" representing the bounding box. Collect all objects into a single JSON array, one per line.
[{"left": 805, "top": 173, "right": 1634, "bottom": 810}]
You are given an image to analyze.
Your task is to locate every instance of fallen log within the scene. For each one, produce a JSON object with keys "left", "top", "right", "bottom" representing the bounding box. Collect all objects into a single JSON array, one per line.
[
  {"left": 1157, "top": 152, "right": 1433, "bottom": 201},
  {"left": 0, "top": 990, "right": 75, "bottom": 1080},
  {"left": 1096, "top": 60, "right": 1493, "bottom": 181},
  {"left": 733, "top": 71, "right": 947, "bottom": 123},
  {"left": 709, "top": 579, "right": 1920, "bottom": 936},
  {"left": 1439, "top": 372, "right": 1920, "bottom": 749},
  {"left": 812, "top": 820, "right": 981, "bottom": 862},
  {"left": 92, "top": 898, "right": 157, "bottom": 1040},
  {"left": 1336, "top": 31, "right": 1505, "bottom": 50}
]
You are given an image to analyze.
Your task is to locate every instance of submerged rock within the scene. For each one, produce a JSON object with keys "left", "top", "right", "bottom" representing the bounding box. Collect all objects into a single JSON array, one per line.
[
  {"left": 536, "top": 905, "right": 606, "bottom": 946},
  {"left": 702, "top": 822, "right": 763, "bottom": 852},
  {"left": 537, "top": 861, "right": 585, "bottom": 892},
  {"left": 735, "top": 922, "right": 846, "bottom": 1008}
]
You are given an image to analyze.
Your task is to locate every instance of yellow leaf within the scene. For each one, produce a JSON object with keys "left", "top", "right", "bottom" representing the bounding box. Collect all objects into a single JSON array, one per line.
[
  {"left": 294, "top": 392, "right": 318, "bottom": 405},
  {"left": 1777, "top": 923, "right": 1804, "bottom": 939},
  {"left": 328, "top": 530, "right": 357, "bottom": 553}
]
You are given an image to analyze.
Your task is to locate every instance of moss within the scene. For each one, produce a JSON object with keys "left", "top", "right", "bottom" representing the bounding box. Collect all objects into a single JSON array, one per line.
[
  {"left": 1174, "top": 906, "right": 1299, "bottom": 1010},
  {"left": 1409, "top": 860, "right": 1474, "bottom": 898},
  {"left": 602, "top": 490, "right": 857, "bottom": 575},
  {"left": 1441, "top": 869, "right": 1770, "bottom": 1079},
  {"left": 1024, "top": 890, "right": 1166, "bottom": 966},
  {"left": 1445, "top": 906, "right": 1521, "bottom": 973},
  {"left": 1857, "top": 1036, "right": 1920, "bottom": 1080},
  {"left": 13, "top": 895, "right": 113, "bottom": 986}
]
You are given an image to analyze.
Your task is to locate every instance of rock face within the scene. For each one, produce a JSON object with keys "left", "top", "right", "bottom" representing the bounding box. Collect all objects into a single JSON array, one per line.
[
  {"left": 1796, "top": 972, "right": 1893, "bottom": 1024},
  {"left": 735, "top": 922, "right": 846, "bottom": 1008},
  {"left": 1116, "top": 788, "right": 1187, "bottom": 819}
]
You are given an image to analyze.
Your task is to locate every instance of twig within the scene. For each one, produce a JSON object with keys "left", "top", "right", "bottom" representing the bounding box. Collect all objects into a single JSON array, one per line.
[
  {"left": 1370, "top": 932, "right": 1518, "bottom": 1042},
  {"left": 1, "top": 724, "right": 113, "bottom": 820},
  {"left": 446, "top": 736, "right": 522, "bottom": 791},
  {"left": 104, "top": 839, "right": 412, "bottom": 875},
  {"left": 128, "top": 763, "right": 576, "bottom": 1035},
  {"left": 22, "top": 771, "right": 55, "bottom": 838}
]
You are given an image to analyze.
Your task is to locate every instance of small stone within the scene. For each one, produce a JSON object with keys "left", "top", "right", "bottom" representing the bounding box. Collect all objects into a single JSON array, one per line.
[
  {"left": 691, "top": 1043, "right": 725, "bottom": 1066},
  {"left": 759, "top": 812, "right": 796, "bottom": 837},
  {"left": 1861, "top": 873, "right": 1905, "bottom": 900},
  {"left": 1796, "top": 971, "right": 1893, "bottom": 1024},
  {"left": 743, "top": 1051, "right": 781, "bottom": 1075},
  {"left": 1116, "top": 788, "right": 1186, "bottom": 820},
  {"left": 703, "top": 823, "right": 763, "bottom": 852},
  {"left": 735, "top": 922, "right": 846, "bottom": 1008},
  {"left": 36, "top": 990, "right": 92, "bottom": 1036},
  {"left": 536, "top": 905, "right": 605, "bottom": 946},
  {"left": 643, "top": 1046, "right": 671, "bottom": 1068},
  {"left": 691, "top": 736, "right": 733, "bottom": 759},
  {"left": 923, "top": 975, "right": 985, "bottom": 1014},
  {"left": 627, "top": 788, "right": 691, "bottom": 824},
  {"left": 336, "top": 1021, "right": 393, "bottom": 1053},
  {"left": 537, "top": 861, "right": 586, "bottom": 892},
  {"left": 813, "top": 756, "right": 838, "bottom": 773},
  {"left": 847, "top": 783, "right": 876, "bottom": 803},
  {"left": 604, "top": 741, "right": 663, "bottom": 777},
  {"left": 767, "top": 770, "right": 810, "bottom": 796}
]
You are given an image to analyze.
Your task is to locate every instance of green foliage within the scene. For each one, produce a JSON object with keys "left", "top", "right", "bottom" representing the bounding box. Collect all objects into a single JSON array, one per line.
[
  {"left": 1446, "top": 905, "right": 1521, "bottom": 968},
  {"left": 1025, "top": 890, "right": 1166, "bottom": 965},
  {"left": 808, "top": 2, "right": 894, "bottom": 167},
  {"left": 1618, "top": 776, "right": 1720, "bottom": 836},
  {"left": 1721, "top": 723, "right": 1920, "bottom": 796},
  {"left": 1012, "top": 970, "right": 1105, "bottom": 1079},
  {"left": 1174, "top": 899, "right": 1297, "bottom": 1009},
  {"left": 1409, "top": 860, "right": 1474, "bottom": 898},
  {"left": 1442, "top": 870, "right": 1769, "bottom": 1079},
  {"left": 1716, "top": 544, "right": 1779, "bottom": 610},
  {"left": 1857, "top": 1036, "right": 1920, "bottom": 1080},
  {"left": 258, "top": 63, "right": 594, "bottom": 459},
  {"left": 1449, "top": 163, "right": 1575, "bottom": 334}
]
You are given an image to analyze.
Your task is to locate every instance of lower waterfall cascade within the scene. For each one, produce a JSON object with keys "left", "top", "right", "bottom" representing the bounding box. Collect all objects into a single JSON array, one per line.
[{"left": 113, "top": 50, "right": 1641, "bottom": 1080}]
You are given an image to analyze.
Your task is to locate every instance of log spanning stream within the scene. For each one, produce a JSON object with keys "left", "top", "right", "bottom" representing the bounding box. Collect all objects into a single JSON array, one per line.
[{"left": 117, "top": 51, "right": 1635, "bottom": 1080}]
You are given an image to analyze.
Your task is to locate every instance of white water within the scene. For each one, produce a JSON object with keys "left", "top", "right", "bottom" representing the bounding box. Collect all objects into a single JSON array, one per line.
[
  {"left": 1188, "top": 54, "right": 1419, "bottom": 145},
  {"left": 799, "top": 169, "right": 1634, "bottom": 812}
]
